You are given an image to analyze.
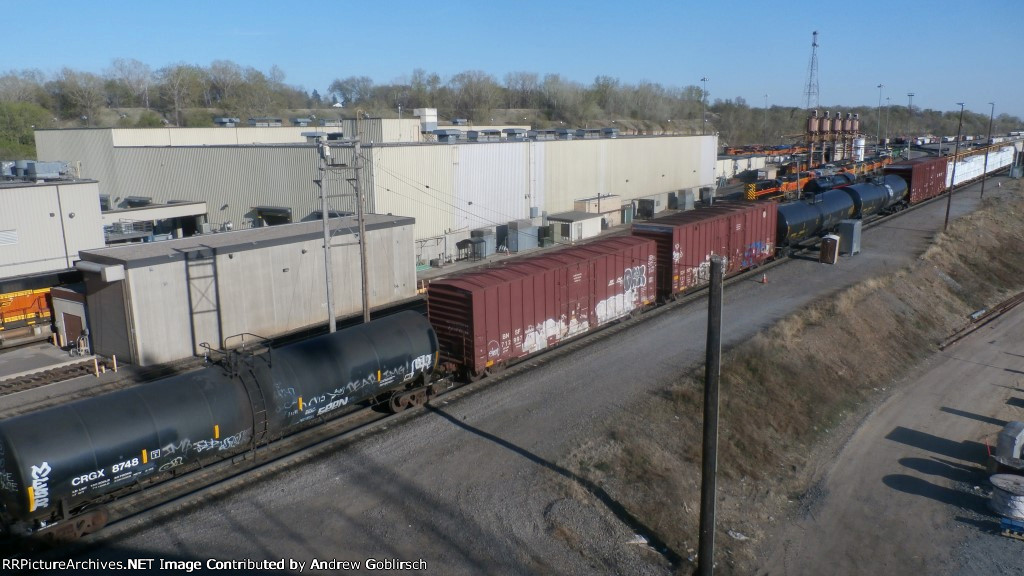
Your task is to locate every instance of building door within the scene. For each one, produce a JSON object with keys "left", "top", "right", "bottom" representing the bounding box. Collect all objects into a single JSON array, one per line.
[{"left": 63, "top": 312, "right": 83, "bottom": 347}]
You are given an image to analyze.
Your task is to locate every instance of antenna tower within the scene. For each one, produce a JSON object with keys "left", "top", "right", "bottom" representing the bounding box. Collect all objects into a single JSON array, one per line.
[{"left": 803, "top": 31, "right": 820, "bottom": 110}]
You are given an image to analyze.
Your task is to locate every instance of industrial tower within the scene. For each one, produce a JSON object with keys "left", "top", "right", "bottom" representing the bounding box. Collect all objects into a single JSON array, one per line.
[{"left": 803, "top": 31, "right": 820, "bottom": 110}]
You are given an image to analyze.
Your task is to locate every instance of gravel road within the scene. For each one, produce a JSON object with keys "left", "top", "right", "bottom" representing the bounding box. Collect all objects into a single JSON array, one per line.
[
  {"left": 48, "top": 181, "right": 1012, "bottom": 575},
  {"left": 757, "top": 302, "right": 1024, "bottom": 576}
]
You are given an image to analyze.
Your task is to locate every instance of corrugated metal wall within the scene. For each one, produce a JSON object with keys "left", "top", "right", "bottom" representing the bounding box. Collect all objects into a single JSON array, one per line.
[
  {"left": 454, "top": 143, "right": 532, "bottom": 231},
  {"left": 36, "top": 129, "right": 716, "bottom": 254},
  {"left": 118, "top": 222, "right": 416, "bottom": 365},
  {"left": 368, "top": 145, "right": 458, "bottom": 241},
  {"left": 111, "top": 146, "right": 321, "bottom": 229}
]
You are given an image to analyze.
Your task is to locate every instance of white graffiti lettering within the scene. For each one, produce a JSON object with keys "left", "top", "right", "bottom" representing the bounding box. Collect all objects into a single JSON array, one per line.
[
  {"left": 158, "top": 457, "right": 185, "bottom": 472},
  {"left": 30, "top": 462, "right": 51, "bottom": 511}
]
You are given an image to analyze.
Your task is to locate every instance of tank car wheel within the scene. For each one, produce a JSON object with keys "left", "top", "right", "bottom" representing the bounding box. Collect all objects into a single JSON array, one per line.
[
  {"left": 389, "top": 394, "right": 411, "bottom": 413},
  {"left": 43, "top": 508, "right": 109, "bottom": 541},
  {"left": 410, "top": 389, "right": 428, "bottom": 407}
]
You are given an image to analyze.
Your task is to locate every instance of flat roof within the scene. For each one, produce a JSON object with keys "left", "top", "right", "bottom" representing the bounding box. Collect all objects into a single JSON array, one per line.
[
  {"left": 0, "top": 178, "right": 98, "bottom": 189},
  {"left": 79, "top": 213, "right": 414, "bottom": 268},
  {"left": 547, "top": 210, "right": 605, "bottom": 222}
]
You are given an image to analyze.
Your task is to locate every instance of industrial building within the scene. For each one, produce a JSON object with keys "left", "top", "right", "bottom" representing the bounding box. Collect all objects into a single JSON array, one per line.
[
  {"left": 36, "top": 124, "right": 718, "bottom": 266},
  {"left": 74, "top": 214, "right": 416, "bottom": 366},
  {"left": 0, "top": 179, "right": 106, "bottom": 278}
]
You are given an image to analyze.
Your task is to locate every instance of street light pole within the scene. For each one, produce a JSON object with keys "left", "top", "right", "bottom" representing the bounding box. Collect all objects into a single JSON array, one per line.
[
  {"left": 763, "top": 93, "right": 769, "bottom": 144},
  {"left": 906, "top": 92, "right": 914, "bottom": 136},
  {"left": 944, "top": 102, "right": 966, "bottom": 232},
  {"left": 885, "top": 96, "right": 891, "bottom": 145},
  {"left": 876, "top": 83, "right": 884, "bottom": 154},
  {"left": 701, "top": 77, "right": 709, "bottom": 135},
  {"left": 980, "top": 102, "right": 995, "bottom": 199}
]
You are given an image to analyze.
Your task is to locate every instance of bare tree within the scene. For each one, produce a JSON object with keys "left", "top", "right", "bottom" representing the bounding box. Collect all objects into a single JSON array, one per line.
[
  {"left": 110, "top": 58, "right": 152, "bottom": 108},
  {"left": 157, "top": 63, "right": 203, "bottom": 126},
  {"left": 447, "top": 70, "right": 499, "bottom": 121},
  {"left": 54, "top": 68, "right": 106, "bottom": 120},
  {"left": 504, "top": 71, "right": 539, "bottom": 109},
  {"left": 0, "top": 69, "right": 46, "bottom": 103},
  {"left": 207, "top": 60, "right": 243, "bottom": 104},
  {"left": 328, "top": 76, "right": 374, "bottom": 106}
]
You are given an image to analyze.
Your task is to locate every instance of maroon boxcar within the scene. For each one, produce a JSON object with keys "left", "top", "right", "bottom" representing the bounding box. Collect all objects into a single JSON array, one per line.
[
  {"left": 883, "top": 156, "right": 948, "bottom": 205},
  {"left": 427, "top": 236, "right": 657, "bottom": 377},
  {"left": 630, "top": 201, "right": 777, "bottom": 301}
]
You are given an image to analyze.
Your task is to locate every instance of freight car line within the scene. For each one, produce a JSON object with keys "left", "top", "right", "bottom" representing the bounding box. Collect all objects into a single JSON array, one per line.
[
  {"left": 0, "top": 170, "right": 1003, "bottom": 548},
  {"left": 3, "top": 394, "right": 412, "bottom": 558}
]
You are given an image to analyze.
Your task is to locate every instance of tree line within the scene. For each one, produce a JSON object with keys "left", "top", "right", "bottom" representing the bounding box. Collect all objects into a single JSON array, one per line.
[{"left": 0, "top": 58, "right": 1020, "bottom": 159}]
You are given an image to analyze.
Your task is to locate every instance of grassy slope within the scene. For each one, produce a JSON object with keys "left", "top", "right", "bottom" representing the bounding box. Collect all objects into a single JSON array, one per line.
[{"left": 561, "top": 183, "right": 1024, "bottom": 574}]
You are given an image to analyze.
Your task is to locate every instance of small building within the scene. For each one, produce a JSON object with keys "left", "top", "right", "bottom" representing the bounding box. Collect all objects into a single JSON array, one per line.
[
  {"left": 290, "top": 117, "right": 313, "bottom": 127},
  {"left": 76, "top": 214, "right": 416, "bottom": 366},
  {"left": 213, "top": 117, "right": 241, "bottom": 127},
  {"left": 573, "top": 195, "right": 622, "bottom": 227},
  {"left": 546, "top": 211, "right": 604, "bottom": 243}
]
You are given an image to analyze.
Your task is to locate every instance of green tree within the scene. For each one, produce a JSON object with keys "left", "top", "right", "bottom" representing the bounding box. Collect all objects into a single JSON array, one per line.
[{"left": 0, "top": 101, "right": 55, "bottom": 158}]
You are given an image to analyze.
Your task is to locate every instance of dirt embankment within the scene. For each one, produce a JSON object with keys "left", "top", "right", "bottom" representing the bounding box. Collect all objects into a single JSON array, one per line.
[{"left": 561, "top": 184, "right": 1024, "bottom": 574}]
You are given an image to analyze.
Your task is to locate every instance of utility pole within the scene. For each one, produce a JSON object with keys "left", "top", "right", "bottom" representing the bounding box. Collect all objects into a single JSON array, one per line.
[
  {"left": 701, "top": 77, "right": 709, "bottom": 135},
  {"left": 698, "top": 256, "right": 724, "bottom": 576},
  {"left": 315, "top": 138, "right": 337, "bottom": 333},
  {"left": 944, "top": 103, "right": 966, "bottom": 232},
  {"left": 980, "top": 102, "right": 995, "bottom": 199},
  {"left": 354, "top": 114, "right": 370, "bottom": 324}
]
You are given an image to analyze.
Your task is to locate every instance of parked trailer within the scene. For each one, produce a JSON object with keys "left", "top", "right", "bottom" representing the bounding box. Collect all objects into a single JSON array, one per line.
[
  {"left": 427, "top": 236, "right": 657, "bottom": 378},
  {"left": 631, "top": 202, "right": 777, "bottom": 301}
]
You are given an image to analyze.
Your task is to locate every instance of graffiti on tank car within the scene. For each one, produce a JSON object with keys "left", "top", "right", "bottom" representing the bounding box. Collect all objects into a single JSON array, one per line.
[
  {"left": 316, "top": 398, "right": 347, "bottom": 416},
  {"left": 30, "top": 462, "right": 51, "bottom": 511},
  {"left": 411, "top": 353, "right": 433, "bottom": 372},
  {"left": 158, "top": 457, "right": 184, "bottom": 472},
  {"left": 161, "top": 439, "right": 193, "bottom": 457},
  {"left": 194, "top": 430, "right": 247, "bottom": 453},
  {"left": 0, "top": 471, "right": 15, "bottom": 492}
]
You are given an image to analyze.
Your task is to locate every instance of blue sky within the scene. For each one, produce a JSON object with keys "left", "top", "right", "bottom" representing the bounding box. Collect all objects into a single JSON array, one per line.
[{"left": 6, "top": 0, "right": 1023, "bottom": 119}]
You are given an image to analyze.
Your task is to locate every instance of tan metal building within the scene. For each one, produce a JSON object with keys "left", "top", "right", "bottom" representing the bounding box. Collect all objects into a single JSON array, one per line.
[
  {"left": 0, "top": 180, "right": 105, "bottom": 278},
  {"left": 37, "top": 127, "right": 717, "bottom": 266},
  {"left": 75, "top": 214, "right": 416, "bottom": 366}
]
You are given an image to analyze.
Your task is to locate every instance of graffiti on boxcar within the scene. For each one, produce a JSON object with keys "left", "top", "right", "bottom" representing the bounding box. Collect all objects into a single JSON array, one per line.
[{"left": 741, "top": 241, "right": 772, "bottom": 268}]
